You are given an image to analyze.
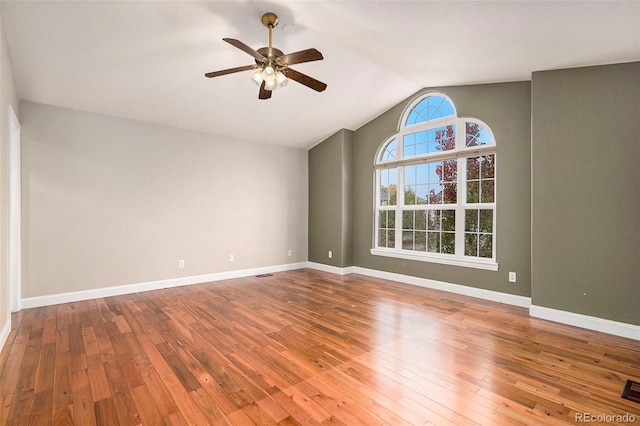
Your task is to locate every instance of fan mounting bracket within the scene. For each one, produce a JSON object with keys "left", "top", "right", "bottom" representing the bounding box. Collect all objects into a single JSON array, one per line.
[{"left": 261, "top": 13, "right": 279, "bottom": 29}]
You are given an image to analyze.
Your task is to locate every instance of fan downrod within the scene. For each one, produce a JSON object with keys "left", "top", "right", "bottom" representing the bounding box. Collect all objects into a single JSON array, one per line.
[{"left": 261, "top": 12, "right": 279, "bottom": 29}]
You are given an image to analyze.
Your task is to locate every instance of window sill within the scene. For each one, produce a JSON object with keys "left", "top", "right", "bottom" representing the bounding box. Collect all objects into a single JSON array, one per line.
[{"left": 370, "top": 248, "right": 499, "bottom": 271}]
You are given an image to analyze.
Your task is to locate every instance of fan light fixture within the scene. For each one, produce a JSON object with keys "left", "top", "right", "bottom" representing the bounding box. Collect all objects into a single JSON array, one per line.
[
  {"left": 251, "top": 13, "right": 288, "bottom": 92},
  {"left": 251, "top": 64, "right": 288, "bottom": 91},
  {"left": 204, "top": 12, "right": 326, "bottom": 100}
]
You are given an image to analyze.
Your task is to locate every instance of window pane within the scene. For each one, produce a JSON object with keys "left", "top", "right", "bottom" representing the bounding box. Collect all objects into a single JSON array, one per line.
[
  {"left": 481, "top": 180, "right": 495, "bottom": 203},
  {"left": 467, "top": 181, "right": 479, "bottom": 203},
  {"left": 420, "top": 210, "right": 456, "bottom": 255},
  {"left": 402, "top": 210, "right": 414, "bottom": 230},
  {"left": 431, "top": 125, "right": 456, "bottom": 152},
  {"left": 377, "top": 210, "right": 396, "bottom": 248},
  {"left": 440, "top": 160, "right": 457, "bottom": 182},
  {"left": 379, "top": 138, "right": 397, "bottom": 162},
  {"left": 427, "top": 232, "right": 440, "bottom": 253},
  {"left": 401, "top": 210, "right": 428, "bottom": 252},
  {"left": 467, "top": 155, "right": 495, "bottom": 204},
  {"left": 407, "top": 161, "right": 458, "bottom": 205},
  {"left": 480, "top": 155, "right": 495, "bottom": 178},
  {"left": 442, "top": 210, "right": 455, "bottom": 231},
  {"left": 427, "top": 210, "right": 441, "bottom": 231},
  {"left": 403, "top": 125, "right": 456, "bottom": 158},
  {"left": 479, "top": 235, "right": 493, "bottom": 258},
  {"left": 465, "top": 210, "right": 478, "bottom": 232},
  {"left": 467, "top": 157, "right": 480, "bottom": 179},
  {"left": 479, "top": 209, "right": 493, "bottom": 233},
  {"left": 465, "top": 208, "right": 494, "bottom": 259},
  {"left": 443, "top": 183, "right": 457, "bottom": 204},
  {"left": 465, "top": 233, "right": 477, "bottom": 256},
  {"left": 379, "top": 210, "right": 396, "bottom": 230},
  {"left": 427, "top": 184, "right": 442, "bottom": 204},
  {"left": 416, "top": 185, "right": 428, "bottom": 204},
  {"left": 378, "top": 211, "right": 386, "bottom": 228},
  {"left": 415, "top": 231, "right": 426, "bottom": 251},
  {"left": 442, "top": 232, "right": 455, "bottom": 254},
  {"left": 415, "top": 210, "right": 426, "bottom": 230},
  {"left": 388, "top": 210, "right": 395, "bottom": 226},
  {"left": 379, "top": 168, "right": 397, "bottom": 206},
  {"left": 402, "top": 231, "right": 414, "bottom": 250},
  {"left": 466, "top": 122, "right": 494, "bottom": 147},
  {"left": 406, "top": 95, "right": 455, "bottom": 126},
  {"left": 378, "top": 230, "right": 389, "bottom": 247},
  {"left": 405, "top": 188, "right": 417, "bottom": 205},
  {"left": 423, "top": 159, "right": 458, "bottom": 205},
  {"left": 403, "top": 132, "right": 422, "bottom": 157}
]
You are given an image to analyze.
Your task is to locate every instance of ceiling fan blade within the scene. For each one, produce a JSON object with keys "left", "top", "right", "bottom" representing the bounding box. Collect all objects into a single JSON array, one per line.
[
  {"left": 258, "top": 81, "right": 272, "bottom": 100},
  {"left": 284, "top": 68, "right": 327, "bottom": 92},
  {"left": 223, "top": 38, "right": 267, "bottom": 63},
  {"left": 205, "top": 64, "right": 255, "bottom": 78},
  {"left": 277, "top": 48, "right": 323, "bottom": 66}
]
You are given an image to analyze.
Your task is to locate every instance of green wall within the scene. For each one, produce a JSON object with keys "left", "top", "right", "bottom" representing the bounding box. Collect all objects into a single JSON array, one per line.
[
  {"left": 310, "top": 82, "right": 532, "bottom": 296},
  {"left": 308, "top": 129, "right": 353, "bottom": 267},
  {"left": 352, "top": 83, "right": 532, "bottom": 296},
  {"left": 531, "top": 62, "right": 640, "bottom": 325},
  {"left": 309, "top": 62, "right": 639, "bottom": 327}
]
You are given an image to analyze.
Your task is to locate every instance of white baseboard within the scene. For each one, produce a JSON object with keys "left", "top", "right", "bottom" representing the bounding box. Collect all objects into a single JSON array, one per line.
[
  {"left": 17, "top": 261, "right": 639, "bottom": 342},
  {"left": 20, "top": 262, "right": 308, "bottom": 309},
  {"left": 306, "top": 262, "right": 530, "bottom": 308},
  {"left": 0, "top": 317, "right": 11, "bottom": 352},
  {"left": 308, "top": 264, "right": 639, "bottom": 341},
  {"left": 350, "top": 266, "right": 532, "bottom": 308},
  {"left": 306, "top": 262, "right": 354, "bottom": 276},
  {"left": 530, "top": 305, "right": 640, "bottom": 341}
]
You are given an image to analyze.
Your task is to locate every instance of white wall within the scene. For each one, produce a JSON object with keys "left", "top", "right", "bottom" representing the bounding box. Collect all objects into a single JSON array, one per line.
[
  {"left": 20, "top": 101, "right": 308, "bottom": 299},
  {"left": 0, "top": 8, "right": 19, "bottom": 347}
]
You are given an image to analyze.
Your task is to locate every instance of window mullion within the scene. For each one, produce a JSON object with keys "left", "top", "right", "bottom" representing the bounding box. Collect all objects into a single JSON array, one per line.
[
  {"left": 374, "top": 168, "right": 380, "bottom": 248},
  {"left": 395, "top": 166, "right": 404, "bottom": 249},
  {"left": 455, "top": 155, "right": 466, "bottom": 256}
]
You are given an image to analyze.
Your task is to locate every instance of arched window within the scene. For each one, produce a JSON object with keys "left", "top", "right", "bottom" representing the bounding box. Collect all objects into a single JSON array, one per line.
[{"left": 372, "top": 93, "right": 497, "bottom": 270}]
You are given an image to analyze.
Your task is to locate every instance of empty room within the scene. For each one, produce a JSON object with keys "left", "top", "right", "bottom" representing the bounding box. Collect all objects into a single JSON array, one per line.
[{"left": 0, "top": 1, "right": 638, "bottom": 425}]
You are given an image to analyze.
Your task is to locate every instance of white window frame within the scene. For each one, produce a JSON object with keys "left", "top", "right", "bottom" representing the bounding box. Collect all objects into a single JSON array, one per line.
[{"left": 371, "top": 93, "right": 498, "bottom": 271}]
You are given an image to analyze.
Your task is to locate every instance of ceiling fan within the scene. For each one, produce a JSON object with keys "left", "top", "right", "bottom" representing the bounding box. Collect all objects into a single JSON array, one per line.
[{"left": 204, "top": 12, "right": 327, "bottom": 100}]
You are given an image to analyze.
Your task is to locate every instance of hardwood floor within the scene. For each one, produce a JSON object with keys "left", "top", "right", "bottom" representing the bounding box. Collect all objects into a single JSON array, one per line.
[{"left": 0, "top": 269, "right": 638, "bottom": 425}]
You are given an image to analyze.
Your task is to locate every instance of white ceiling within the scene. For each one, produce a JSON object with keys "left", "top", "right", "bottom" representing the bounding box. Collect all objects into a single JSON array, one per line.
[{"left": 2, "top": 1, "right": 639, "bottom": 149}]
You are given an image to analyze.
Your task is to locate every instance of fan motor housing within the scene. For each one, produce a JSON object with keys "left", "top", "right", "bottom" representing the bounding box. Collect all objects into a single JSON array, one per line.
[{"left": 256, "top": 47, "right": 284, "bottom": 61}]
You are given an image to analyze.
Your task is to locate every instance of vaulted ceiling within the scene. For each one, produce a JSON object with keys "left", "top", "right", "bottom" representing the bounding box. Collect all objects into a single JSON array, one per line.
[{"left": 2, "top": 1, "right": 639, "bottom": 149}]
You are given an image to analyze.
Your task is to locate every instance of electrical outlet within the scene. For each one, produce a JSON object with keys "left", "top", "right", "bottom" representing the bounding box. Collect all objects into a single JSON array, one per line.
[
  {"left": 229, "top": 254, "right": 234, "bottom": 262},
  {"left": 508, "top": 272, "right": 516, "bottom": 283},
  {"left": 288, "top": 249, "right": 292, "bottom": 257},
  {"left": 178, "top": 259, "right": 184, "bottom": 268},
  {"left": 328, "top": 250, "right": 333, "bottom": 258}
]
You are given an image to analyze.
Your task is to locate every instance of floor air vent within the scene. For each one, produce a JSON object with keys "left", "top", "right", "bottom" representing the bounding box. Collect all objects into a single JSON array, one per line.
[{"left": 622, "top": 379, "right": 640, "bottom": 404}]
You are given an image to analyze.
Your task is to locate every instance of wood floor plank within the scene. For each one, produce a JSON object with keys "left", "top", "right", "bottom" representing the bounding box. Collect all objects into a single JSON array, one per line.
[
  {"left": 189, "top": 387, "right": 228, "bottom": 424},
  {"left": 130, "top": 383, "right": 164, "bottom": 425},
  {"left": 138, "top": 365, "right": 179, "bottom": 418},
  {"left": 0, "top": 269, "right": 638, "bottom": 425},
  {"left": 86, "top": 353, "right": 111, "bottom": 402},
  {"left": 30, "top": 388, "right": 53, "bottom": 426},
  {"left": 71, "top": 386, "right": 96, "bottom": 426},
  {"left": 109, "top": 376, "right": 141, "bottom": 425},
  {"left": 0, "top": 332, "right": 29, "bottom": 396}
]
